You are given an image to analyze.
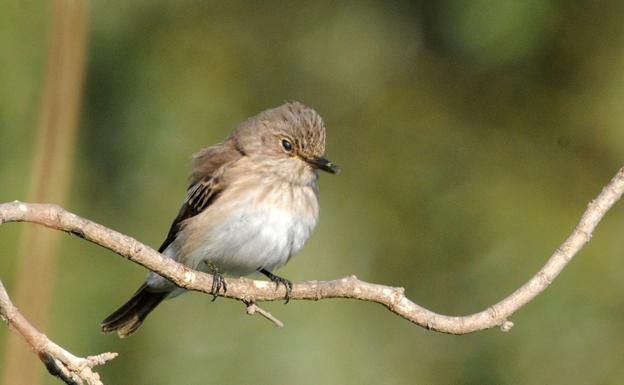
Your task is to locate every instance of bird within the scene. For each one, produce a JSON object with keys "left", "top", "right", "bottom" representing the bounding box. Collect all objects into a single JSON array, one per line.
[{"left": 100, "top": 102, "right": 338, "bottom": 337}]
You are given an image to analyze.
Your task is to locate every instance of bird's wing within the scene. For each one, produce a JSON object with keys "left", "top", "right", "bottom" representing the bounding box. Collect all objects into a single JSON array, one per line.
[{"left": 157, "top": 139, "right": 243, "bottom": 253}]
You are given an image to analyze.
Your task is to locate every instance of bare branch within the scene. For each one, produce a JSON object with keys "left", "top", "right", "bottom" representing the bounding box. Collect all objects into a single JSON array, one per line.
[
  {"left": 0, "top": 166, "right": 623, "bottom": 338},
  {"left": 0, "top": 279, "right": 117, "bottom": 385}
]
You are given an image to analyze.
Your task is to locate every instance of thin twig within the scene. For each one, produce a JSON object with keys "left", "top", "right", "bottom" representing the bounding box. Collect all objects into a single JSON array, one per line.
[
  {"left": 245, "top": 301, "right": 284, "bottom": 328},
  {"left": 0, "top": 279, "right": 117, "bottom": 385},
  {"left": 0, "top": 166, "right": 623, "bottom": 337}
]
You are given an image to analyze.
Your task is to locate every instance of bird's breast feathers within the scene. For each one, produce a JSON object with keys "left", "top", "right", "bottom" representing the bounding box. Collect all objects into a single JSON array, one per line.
[{"left": 175, "top": 180, "right": 319, "bottom": 276}]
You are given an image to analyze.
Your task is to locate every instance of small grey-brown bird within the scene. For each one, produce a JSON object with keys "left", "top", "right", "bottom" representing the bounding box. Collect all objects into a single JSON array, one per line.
[{"left": 101, "top": 102, "right": 338, "bottom": 337}]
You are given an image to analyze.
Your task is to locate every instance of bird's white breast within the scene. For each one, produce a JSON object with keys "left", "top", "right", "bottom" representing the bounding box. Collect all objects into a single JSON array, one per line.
[{"left": 176, "top": 180, "right": 319, "bottom": 277}]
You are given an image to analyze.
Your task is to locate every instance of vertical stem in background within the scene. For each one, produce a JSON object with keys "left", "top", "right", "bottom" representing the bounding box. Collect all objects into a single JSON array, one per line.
[{"left": 1, "top": 1, "right": 88, "bottom": 385}]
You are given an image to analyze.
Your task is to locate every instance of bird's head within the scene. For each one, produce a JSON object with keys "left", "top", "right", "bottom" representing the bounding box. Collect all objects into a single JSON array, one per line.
[{"left": 234, "top": 102, "right": 339, "bottom": 181}]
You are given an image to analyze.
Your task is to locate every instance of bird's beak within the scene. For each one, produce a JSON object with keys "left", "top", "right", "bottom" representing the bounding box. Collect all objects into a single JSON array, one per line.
[{"left": 305, "top": 156, "right": 339, "bottom": 174}]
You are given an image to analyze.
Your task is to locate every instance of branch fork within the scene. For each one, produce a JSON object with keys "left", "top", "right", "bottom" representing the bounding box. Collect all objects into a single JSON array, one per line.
[{"left": 0, "top": 280, "right": 116, "bottom": 385}]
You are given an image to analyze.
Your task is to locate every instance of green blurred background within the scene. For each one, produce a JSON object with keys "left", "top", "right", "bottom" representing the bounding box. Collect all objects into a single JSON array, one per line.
[{"left": 2, "top": 1, "right": 624, "bottom": 384}]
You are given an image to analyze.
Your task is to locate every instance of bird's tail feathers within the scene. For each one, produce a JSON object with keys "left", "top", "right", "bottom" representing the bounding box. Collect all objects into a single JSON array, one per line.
[{"left": 100, "top": 284, "right": 168, "bottom": 338}]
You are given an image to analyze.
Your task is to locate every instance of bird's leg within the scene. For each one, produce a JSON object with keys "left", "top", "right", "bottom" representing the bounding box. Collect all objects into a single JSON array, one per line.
[
  {"left": 259, "top": 268, "right": 292, "bottom": 303},
  {"left": 206, "top": 262, "right": 227, "bottom": 301}
]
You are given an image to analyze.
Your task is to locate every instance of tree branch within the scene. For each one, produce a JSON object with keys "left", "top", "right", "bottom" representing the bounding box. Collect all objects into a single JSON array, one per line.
[
  {"left": 0, "top": 166, "right": 622, "bottom": 344},
  {"left": 0, "top": 279, "right": 116, "bottom": 385}
]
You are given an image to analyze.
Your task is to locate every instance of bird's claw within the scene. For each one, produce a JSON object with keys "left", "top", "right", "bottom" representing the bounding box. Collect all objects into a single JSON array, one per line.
[
  {"left": 210, "top": 269, "right": 227, "bottom": 301},
  {"left": 271, "top": 276, "right": 293, "bottom": 304},
  {"left": 259, "top": 268, "right": 292, "bottom": 303}
]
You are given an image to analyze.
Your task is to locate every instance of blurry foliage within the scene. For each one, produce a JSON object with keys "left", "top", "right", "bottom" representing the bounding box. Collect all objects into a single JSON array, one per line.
[{"left": 2, "top": 1, "right": 624, "bottom": 384}]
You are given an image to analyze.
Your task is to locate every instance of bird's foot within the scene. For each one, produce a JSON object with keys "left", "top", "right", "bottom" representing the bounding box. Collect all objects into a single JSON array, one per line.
[
  {"left": 207, "top": 265, "right": 227, "bottom": 301},
  {"left": 259, "top": 269, "right": 293, "bottom": 303}
]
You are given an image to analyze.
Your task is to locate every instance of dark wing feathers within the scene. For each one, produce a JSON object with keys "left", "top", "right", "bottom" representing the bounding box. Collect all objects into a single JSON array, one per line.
[
  {"left": 187, "top": 177, "right": 220, "bottom": 213},
  {"left": 157, "top": 139, "right": 242, "bottom": 253},
  {"left": 157, "top": 201, "right": 194, "bottom": 253}
]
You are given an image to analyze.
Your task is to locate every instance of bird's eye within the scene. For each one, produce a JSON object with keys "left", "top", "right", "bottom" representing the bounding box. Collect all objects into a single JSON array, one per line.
[{"left": 281, "top": 139, "right": 293, "bottom": 152}]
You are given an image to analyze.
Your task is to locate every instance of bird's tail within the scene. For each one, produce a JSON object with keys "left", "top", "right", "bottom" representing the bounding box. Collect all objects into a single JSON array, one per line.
[{"left": 100, "top": 284, "right": 168, "bottom": 338}]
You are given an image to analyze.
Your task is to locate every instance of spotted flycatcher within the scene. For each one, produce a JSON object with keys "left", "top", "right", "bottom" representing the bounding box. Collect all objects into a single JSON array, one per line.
[{"left": 101, "top": 102, "right": 338, "bottom": 337}]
